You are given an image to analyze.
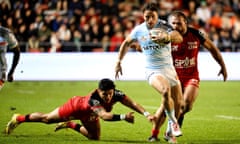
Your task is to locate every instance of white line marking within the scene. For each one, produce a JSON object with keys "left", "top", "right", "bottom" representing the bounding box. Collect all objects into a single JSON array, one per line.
[{"left": 216, "top": 115, "right": 240, "bottom": 120}]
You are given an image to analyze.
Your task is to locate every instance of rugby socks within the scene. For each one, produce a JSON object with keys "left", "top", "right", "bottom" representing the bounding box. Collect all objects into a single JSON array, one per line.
[
  {"left": 16, "top": 114, "right": 30, "bottom": 122},
  {"left": 151, "top": 129, "right": 159, "bottom": 138},
  {"left": 165, "top": 110, "right": 178, "bottom": 124},
  {"left": 67, "top": 121, "right": 81, "bottom": 132},
  {"left": 166, "top": 119, "right": 171, "bottom": 134}
]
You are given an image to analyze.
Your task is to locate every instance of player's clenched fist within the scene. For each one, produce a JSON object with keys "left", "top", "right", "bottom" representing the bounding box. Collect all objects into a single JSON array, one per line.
[{"left": 125, "top": 112, "right": 134, "bottom": 123}]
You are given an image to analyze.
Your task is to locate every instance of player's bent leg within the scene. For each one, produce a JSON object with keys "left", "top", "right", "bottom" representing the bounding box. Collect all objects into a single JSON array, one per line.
[
  {"left": 150, "top": 74, "right": 176, "bottom": 122},
  {"left": 81, "top": 119, "right": 100, "bottom": 140},
  {"left": 5, "top": 107, "right": 62, "bottom": 135},
  {"left": 43, "top": 108, "right": 62, "bottom": 123},
  {"left": 171, "top": 84, "right": 184, "bottom": 119},
  {"left": 148, "top": 104, "right": 165, "bottom": 142},
  {"left": 183, "top": 85, "right": 198, "bottom": 113},
  {"left": 179, "top": 84, "right": 199, "bottom": 127}
]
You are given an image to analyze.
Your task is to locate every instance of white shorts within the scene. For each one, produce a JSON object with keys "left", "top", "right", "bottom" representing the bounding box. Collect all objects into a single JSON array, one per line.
[{"left": 146, "top": 67, "right": 180, "bottom": 86}]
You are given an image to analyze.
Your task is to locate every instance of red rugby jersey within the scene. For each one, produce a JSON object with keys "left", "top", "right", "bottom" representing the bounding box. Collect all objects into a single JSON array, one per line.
[{"left": 171, "top": 27, "right": 206, "bottom": 80}]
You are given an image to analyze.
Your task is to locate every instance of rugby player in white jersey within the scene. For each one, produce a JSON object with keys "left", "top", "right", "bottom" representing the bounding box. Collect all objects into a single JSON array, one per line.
[
  {"left": 0, "top": 26, "right": 20, "bottom": 90},
  {"left": 115, "top": 2, "right": 183, "bottom": 143}
]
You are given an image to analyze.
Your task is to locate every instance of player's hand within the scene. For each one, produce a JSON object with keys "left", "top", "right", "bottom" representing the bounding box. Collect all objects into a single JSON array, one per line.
[
  {"left": 7, "top": 73, "right": 14, "bottom": 82},
  {"left": 115, "top": 61, "right": 122, "bottom": 79},
  {"left": 125, "top": 112, "right": 134, "bottom": 124},
  {"left": 146, "top": 115, "right": 157, "bottom": 123},
  {"left": 218, "top": 67, "right": 228, "bottom": 82},
  {"left": 150, "top": 29, "right": 170, "bottom": 44}
]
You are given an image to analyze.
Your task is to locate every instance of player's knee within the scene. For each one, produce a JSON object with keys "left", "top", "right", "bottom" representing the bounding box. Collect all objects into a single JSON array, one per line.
[
  {"left": 161, "top": 87, "right": 170, "bottom": 99},
  {"left": 42, "top": 116, "right": 55, "bottom": 124}
]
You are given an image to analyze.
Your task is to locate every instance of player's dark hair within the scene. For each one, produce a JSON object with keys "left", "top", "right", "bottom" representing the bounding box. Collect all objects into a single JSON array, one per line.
[
  {"left": 98, "top": 78, "right": 115, "bottom": 90},
  {"left": 142, "top": 2, "right": 158, "bottom": 13},
  {"left": 168, "top": 11, "right": 188, "bottom": 24}
]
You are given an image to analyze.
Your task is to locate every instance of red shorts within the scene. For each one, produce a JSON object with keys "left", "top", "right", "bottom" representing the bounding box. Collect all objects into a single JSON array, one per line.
[
  {"left": 58, "top": 96, "right": 98, "bottom": 122},
  {"left": 180, "top": 78, "right": 199, "bottom": 88}
]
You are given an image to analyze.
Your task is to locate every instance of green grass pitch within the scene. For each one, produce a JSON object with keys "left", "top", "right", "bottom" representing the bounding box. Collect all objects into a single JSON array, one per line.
[{"left": 0, "top": 81, "right": 240, "bottom": 144}]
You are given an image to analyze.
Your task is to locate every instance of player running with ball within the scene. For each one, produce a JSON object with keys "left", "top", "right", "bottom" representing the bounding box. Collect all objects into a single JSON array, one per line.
[
  {"left": 115, "top": 2, "right": 184, "bottom": 143},
  {"left": 148, "top": 11, "right": 228, "bottom": 143}
]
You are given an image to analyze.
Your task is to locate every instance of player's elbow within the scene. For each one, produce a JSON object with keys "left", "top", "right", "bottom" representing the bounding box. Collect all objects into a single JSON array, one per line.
[{"left": 99, "top": 112, "right": 112, "bottom": 121}]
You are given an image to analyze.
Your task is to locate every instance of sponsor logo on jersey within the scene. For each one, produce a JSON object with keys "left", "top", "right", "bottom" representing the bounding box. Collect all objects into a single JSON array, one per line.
[{"left": 174, "top": 57, "right": 196, "bottom": 68}]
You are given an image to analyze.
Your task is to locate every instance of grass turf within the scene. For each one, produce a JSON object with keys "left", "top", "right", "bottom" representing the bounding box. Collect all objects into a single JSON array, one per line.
[{"left": 0, "top": 81, "right": 240, "bottom": 144}]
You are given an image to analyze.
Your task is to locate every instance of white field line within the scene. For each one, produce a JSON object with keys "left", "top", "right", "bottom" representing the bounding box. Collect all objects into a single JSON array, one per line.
[
  {"left": 216, "top": 115, "right": 240, "bottom": 120},
  {"left": 144, "top": 105, "right": 240, "bottom": 121}
]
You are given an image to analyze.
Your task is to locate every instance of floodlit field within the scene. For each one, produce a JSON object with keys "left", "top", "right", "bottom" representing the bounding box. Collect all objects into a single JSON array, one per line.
[{"left": 0, "top": 81, "right": 240, "bottom": 144}]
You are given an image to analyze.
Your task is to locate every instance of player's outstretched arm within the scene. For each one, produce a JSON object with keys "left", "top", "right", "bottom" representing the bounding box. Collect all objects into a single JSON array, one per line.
[
  {"left": 94, "top": 107, "right": 135, "bottom": 124},
  {"left": 120, "top": 95, "right": 153, "bottom": 122}
]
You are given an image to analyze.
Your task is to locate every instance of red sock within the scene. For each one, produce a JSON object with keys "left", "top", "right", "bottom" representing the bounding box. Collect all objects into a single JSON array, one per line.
[
  {"left": 151, "top": 129, "right": 159, "bottom": 138},
  {"left": 67, "top": 121, "right": 77, "bottom": 129},
  {"left": 16, "top": 114, "right": 31, "bottom": 123},
  {"left": 16, "top": 115, "right": 26, "bottom": 123}
]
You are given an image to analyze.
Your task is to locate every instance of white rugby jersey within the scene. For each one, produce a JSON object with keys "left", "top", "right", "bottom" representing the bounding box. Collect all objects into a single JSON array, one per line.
[
  {"left": 0, "top": 26, "right": 18, "bottom": 53},
  {"left": 0, "top": 26, "right": 18, "bottom": 75},
  {"left": 129, "top": 20, "right": 174, "bottom": 70}
]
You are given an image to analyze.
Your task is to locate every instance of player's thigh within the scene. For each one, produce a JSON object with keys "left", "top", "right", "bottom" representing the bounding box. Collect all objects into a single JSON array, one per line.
[
  {"left": 46, "top": 107, "right": 61, "bottom": 121},
  {"left": 149, "top": 74, "right": 170, "bottom": 94},
  {"left": 82, "top": 119, "right": 100, "bottom": 139}
]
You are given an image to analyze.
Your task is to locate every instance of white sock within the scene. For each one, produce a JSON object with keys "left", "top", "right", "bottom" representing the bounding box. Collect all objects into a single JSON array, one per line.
[
  {"left": 165, "top": 110, "right": 177, "bottom": 123},
  {"left": 166, "top": 120, "right": 172, "bottom": 134}
]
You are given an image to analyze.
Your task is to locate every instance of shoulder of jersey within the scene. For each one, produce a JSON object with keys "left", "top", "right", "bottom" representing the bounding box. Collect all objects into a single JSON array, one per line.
[{"left": 0, "top": 26, "right": 12, "bottom": 34}]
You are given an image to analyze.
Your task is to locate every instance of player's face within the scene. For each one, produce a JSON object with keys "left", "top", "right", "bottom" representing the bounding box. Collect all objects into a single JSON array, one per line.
[
  {"left": 143, "top": 10, "right": 158, "bottom": 29},
  {"left": 168, "top": 16, "right": 187, "bottom": 35},
  {"left": 98, "top": 89, "right": 114, "bottom": 103}
]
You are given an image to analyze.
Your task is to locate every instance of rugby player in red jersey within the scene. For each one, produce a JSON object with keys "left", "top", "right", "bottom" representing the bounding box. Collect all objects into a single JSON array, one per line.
[
  {"left": 168, "top": 11, "right": 227, "bottom": 127},
  {"left": 5, "top": 78, "right": 153, "bottom": 140},
  {"left": 155, "top": 11, "right": 228, "bottom": 143}
]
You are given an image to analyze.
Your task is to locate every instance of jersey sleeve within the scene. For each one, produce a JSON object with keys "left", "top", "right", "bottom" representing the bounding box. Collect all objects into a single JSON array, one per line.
[
  {"left": 88, "top": 90, "right": 104, "bottom": 109},
  {"left": 0, "top": 27, "right": 18, "bottom": 49},
  {"left": 7, "top": 32, "right": 18, "bottom": 49},
  {"left": 189, "top": 27, "right": 206, "bottom": 43},
  {"left": 129, "top": 25, "right": 141, "bottom": 41},
  {"left": 113, "top": 89, "right": 126, "bottom": 102}
]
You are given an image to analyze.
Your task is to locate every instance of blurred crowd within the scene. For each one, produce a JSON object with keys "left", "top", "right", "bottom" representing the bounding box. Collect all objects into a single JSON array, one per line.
[{"left": 1, "top": 0, "right": 240, "bottom": 52}]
